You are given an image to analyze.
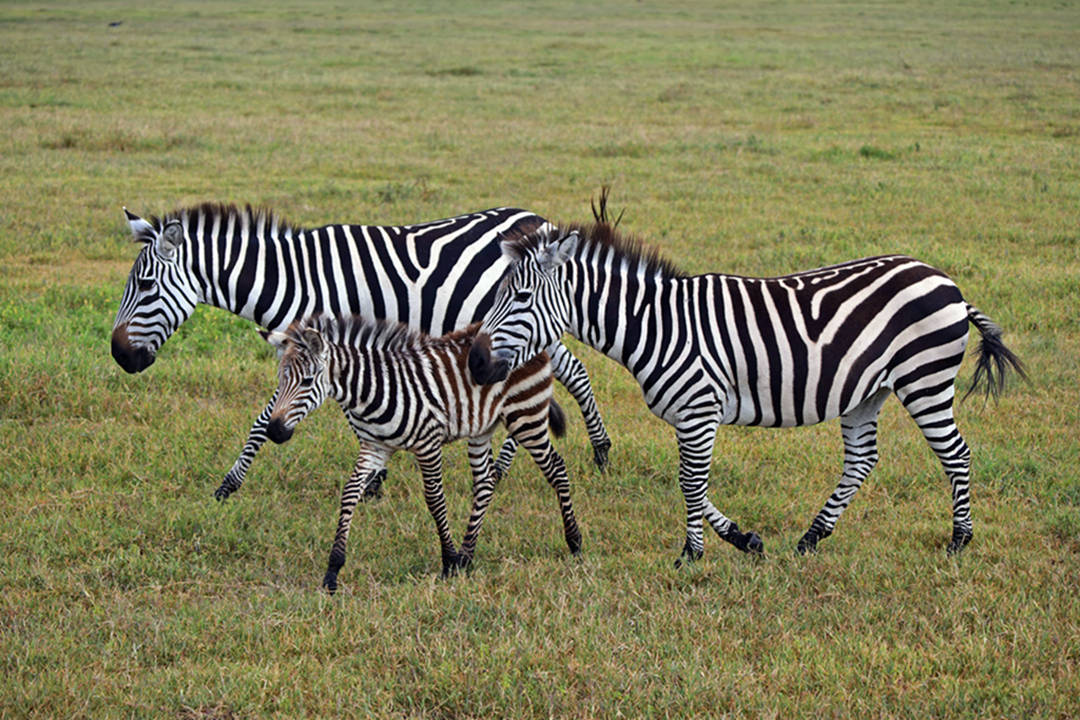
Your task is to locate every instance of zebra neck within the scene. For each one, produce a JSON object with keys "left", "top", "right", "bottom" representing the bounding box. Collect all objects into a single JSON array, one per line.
[{"left": 568, "top": 259, "right": 682, "bottom": 376}]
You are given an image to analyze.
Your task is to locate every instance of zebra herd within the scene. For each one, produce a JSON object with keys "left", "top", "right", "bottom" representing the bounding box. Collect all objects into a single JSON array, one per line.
[{"left": 111, "top": 196, "right": 1025, "bottom": 590}]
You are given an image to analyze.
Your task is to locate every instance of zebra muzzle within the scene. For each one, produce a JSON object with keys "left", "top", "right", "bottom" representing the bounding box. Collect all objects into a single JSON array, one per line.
[
  {"left": 266, "top": 417, "right": 294, "bottom": 444},
  {"left": 468, "top": 334, "right": 511, "bottom": 385},
  {"left": 111, "top": 326, "right": 155, "bottom": 374}
]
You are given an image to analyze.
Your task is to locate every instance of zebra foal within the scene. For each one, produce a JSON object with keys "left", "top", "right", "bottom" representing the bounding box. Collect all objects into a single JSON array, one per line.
[
  {"left": 470, "top": 221, "right": 1026, "bottom": 563},
  {"left": 262, "top": 316, "right": 581, "bottom": 591}
]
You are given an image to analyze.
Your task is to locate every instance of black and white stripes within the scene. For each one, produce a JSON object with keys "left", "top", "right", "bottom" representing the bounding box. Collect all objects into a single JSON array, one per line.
[
  {"left": 110, "top": 203, "right": 612, "bottom": 499},
  {"left": 471, "top": 222, "right": 1025, "bottom": 561},
  {"left": 263, "top": 316, "right": 581, "bottom": 590}
]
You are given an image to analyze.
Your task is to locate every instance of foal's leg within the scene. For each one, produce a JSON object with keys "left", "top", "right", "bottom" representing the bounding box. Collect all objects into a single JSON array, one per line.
[
  {"left": 458, "top": 433, "right": 498, "bottom": 569},
  {"left": 215, "top": 390, "right": 278, "bottom": 500},
  {"left": 797, "top": 387, "right": 891, "bottom": 554},
  {"left": 414, "top": 445, "right": 461, "bottom": 577},
  {"left": 513, "top": 420, "right": 582, "bottom": 557},
  {"left": 323, "top": 444, "right": 392, "bottom": 593}
]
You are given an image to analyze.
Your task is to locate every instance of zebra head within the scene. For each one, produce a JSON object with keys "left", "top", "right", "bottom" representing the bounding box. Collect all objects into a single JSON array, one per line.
[
  {"left": 111, "top": 209, "right": 199, "bottom": 373},
  {"left": 264, "top": 323, "right": 333, "bottom": 444},
  {"left": 470, "top": 227, "right": 579, "bottom": 385}
]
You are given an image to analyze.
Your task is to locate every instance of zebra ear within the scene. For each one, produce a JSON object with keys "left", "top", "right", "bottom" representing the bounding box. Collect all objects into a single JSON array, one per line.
[
  {"left": 260, "top": 329, "right": 290, "bottom": 359},
  {"left": 301, "top": 328, "right": 326, "bottom": 357},
  {"left": 124, "top": 207, "right": 155, "bottom": 244},
  {"left": 539, "top": 230, "right": 579, "bottom": 273},
  {"left": 159, "top": 221, "right": 184, "bottom": 255}
]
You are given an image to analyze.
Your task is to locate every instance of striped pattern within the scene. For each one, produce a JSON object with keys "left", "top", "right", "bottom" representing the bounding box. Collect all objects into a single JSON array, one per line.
[
  {"left": 474, "top": 222, "right": 1025, "bottom": 561},
  {"left": 264, "top": 316, "right": 581, "bottom": 590},
  {"left": 110, "top": 204, "right": 611, "bottom": 500}
]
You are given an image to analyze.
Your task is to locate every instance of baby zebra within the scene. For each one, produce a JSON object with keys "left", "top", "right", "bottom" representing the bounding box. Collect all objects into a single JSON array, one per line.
[{"left": 262, "top": 315, "right": 581, "bottom": 591}]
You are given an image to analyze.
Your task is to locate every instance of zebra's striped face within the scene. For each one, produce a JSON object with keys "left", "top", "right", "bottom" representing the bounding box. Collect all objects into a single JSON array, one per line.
[
  {"left": 265, "top": 328, "right": 333, "bottom": 444},
  {"left": 476, "top": 229, "right": 578, "bottom": 382},
  {"left": 111, "top": 212, "right": 198, "bottom": 374}
]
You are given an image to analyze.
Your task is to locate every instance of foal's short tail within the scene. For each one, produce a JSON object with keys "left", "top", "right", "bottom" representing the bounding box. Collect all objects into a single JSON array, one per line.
[
  {"left": 548, "top": 400, "right": 567, "bottom": 438},
  {"left": 963, "top": 303, "right": 1028, "bottom": 402}
]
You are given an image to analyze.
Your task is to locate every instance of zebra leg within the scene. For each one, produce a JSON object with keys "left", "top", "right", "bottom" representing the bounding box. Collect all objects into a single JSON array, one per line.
[
  {"left": 492, "top": 437, "right": 518, "bottom": 482},
  {"left": 458, "top": 435, "right": 498, "bottom": 571},
  {"left": 514, "top": 424, "right": 582, "bottom": 558},
  {"left": 414, "top": 446, "right": 461, "bottom": 577},
  {"left": 323, "top": 445, "right": 390, "bottom": 594},
  {"left": 898, "top": 383, "right": 974, "bottom": 554},
  {"left": 797, "top": 388, "right": 890, "bottom": 555},
  {"left": 674, "top": 414, "right": 760, "bottom": 565},
  {"left": 215, "top": 390, "right": 278, "bottom": 501},
  {"left": 549, "top": 343, "right": 612, "bottom": 470}
]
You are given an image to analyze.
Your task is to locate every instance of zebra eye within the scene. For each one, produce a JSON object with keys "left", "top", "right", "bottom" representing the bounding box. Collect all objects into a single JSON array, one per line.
[
  {"left": 513, "top": 290, "right": 532, "bottom": 303},
  {"left": 137, "top": 278, "right": 156, "bottom": 293},
  {"left": 299, "top": 376, "right": 314, "bottom": 388}
]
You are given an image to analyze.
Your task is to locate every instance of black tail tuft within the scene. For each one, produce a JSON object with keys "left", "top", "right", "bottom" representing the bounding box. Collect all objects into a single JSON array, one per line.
[
  {"left": 548, "top": 400, "right": 567, "bottom": 438},
  {"left": 963, "top": 304, "right": 1028, "bottom": 403}
]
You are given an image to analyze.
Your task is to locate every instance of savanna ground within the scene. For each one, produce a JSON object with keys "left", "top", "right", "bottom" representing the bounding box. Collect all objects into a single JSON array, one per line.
[{"left": 1, "top": 1, "right": 1078, "bottom": 717}]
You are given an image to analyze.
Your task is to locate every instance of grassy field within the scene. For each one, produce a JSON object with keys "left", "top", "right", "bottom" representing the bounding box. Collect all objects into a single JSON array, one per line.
[{"left": 2, "top": 1, "right": 1079, "bottom": 717}]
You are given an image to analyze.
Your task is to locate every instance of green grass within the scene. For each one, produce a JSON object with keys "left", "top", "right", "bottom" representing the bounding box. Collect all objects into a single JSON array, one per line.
[{"left": 2, "top": 1, "right": 1079, "bottom": 717}]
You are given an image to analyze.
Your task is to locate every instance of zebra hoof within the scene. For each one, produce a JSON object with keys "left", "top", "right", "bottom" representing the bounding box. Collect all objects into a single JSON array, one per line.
[
  {"left": 322, "top": 571, "right": 339, "bottom": 595},
  {"left": 796, "top": 533, "right": 819, "bottom": 555},
  {"left": 743, "top": 532, "right": 765, "bottom": 555},
  {"left": 440, "top": 551, "right": 464, "bottom": 578},
  {"left": 946, "top": 529, "right": 973, "bottom": 556},
  {"left": 361, "top": 469, "right": 387, "bottom": 502},
  {"left": 213, "top": 485, "right": 231, "bottom": 502},
  {"left": 592, "top": 439, "right": 612, "bottom": 471},
  {"left": 566, "top": 529, "right": 583, "bottom": 556},
  {"left": 674, "top": 542, "right": 703, "bottom": 569}
]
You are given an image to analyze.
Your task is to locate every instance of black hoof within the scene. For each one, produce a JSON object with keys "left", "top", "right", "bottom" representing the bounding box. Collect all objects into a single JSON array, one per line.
[
  {"left": 946, "top": 528, "right": 972, "bottom": 556},
  {"left": 322, "top": 572, "right": 339, "bottom": 594},
  {"left": 593, "top": 439, "right": 612, "bottom": 471},
  {"left": 566, "top": 529, "right": 583, "bottom": 556},
  {"left": 743, "top": 532, "right": 765, "bottom": 555},
  {"left": 440, "top": 551, "right": 463, "bottom": 578},
  {"left": 674, "top": 541, "right": 703, "bottom": 569},
  {"left": 796, "top": 533, "right": 818, "bottom": 555},
  {"left": 361, "top": 469, "right": 386, "bottom": 502},
  {"left": 213, "top": 485, "right": 231, "bottom": 501}
]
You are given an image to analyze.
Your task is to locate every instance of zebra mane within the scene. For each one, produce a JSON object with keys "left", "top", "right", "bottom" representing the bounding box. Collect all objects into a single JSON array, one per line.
[
  {"left": 289, "top": 314, "right": 477, "bottom": 354},
  {"left": 503, "top": 220, "right": 686, "bottom": 279},
  {"left": 152, "top": 203, "right": 302, "bottom": 239}
]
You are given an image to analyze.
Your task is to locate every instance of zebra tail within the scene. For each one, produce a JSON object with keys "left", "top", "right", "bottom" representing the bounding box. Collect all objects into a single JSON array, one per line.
[
  {"left": 548, "top": 399, "right": 567, "bottom": 438},
  {"left": 963, "top": 303, "right": 1028, "bottom": 403}
]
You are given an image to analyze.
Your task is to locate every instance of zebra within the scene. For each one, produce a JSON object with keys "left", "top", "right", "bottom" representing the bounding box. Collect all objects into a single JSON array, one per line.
[
  {"left": 468, "top": 220, "right": 1026, "bottom": 563},
  {"left": 110, "top": 203, "right": 612, "bottom": 501},
  {"left": 261, "top": 315, "right": 581, "bottom": 590}
]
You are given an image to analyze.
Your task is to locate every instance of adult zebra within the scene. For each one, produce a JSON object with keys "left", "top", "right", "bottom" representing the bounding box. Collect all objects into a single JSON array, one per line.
[
  {"left": 469, "top": 221, "right": 1026, "bottom": 562},
  {"left": 110, "top": 204, "right": 611, "bottom": 500},
  {"left": 263, "top": 316, "right": 581, "bottom": 589}
]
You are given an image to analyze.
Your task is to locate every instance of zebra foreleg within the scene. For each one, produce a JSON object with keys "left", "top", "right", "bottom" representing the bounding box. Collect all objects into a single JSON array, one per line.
[
  {"left": 323, "top": 445, "right": 390, "bottom": 594},
  {"left": 215, "top": 391, "right": 278, "bottom": 501},
  {"left": 549, "top": 343, "right": 612, "bottom": 470},
  {"left": 797, "top": 388, "right": 889, "bottom": 555}
]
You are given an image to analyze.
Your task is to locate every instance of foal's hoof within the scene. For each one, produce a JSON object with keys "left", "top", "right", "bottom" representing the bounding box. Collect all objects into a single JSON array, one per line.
[
  {"left": 742, "top": 532, "right": 765, "bottom": 555},
  {"left": 946, "top": 528, "right": 973, "bottom": 556},
  {"left": 593, "top": 439, "right": 612, "bottom": 471},
  {"left": 796, "top": 532, "right": 820, "bottom": 555},
  {"left": 361, "top": 469, "right": 387, "bottom": 502}
]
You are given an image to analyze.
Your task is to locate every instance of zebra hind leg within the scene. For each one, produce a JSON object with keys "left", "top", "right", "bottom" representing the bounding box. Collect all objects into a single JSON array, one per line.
[{"left": 797, "top": 388, "right": 889, "bottom": 555}]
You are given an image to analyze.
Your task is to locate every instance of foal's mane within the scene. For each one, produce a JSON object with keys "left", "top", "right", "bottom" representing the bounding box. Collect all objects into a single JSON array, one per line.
[{"left": 290, "top": 314, "right": 477, "bottom": 355}]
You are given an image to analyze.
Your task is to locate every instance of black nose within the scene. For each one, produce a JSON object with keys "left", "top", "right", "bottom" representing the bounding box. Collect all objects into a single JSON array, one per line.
[
  {"left": 267, "top": 418, "right": 293, "bottom": 444},
  {"left": 468, "top": 334, "right": 511, "bottom": 385},
  {"left": 111, "top": 335, "right": 154, "bottom": 374}
]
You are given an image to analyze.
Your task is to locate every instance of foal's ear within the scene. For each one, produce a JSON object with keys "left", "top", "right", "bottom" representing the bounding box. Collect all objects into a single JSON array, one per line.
[
  {"left": 260, "top": 329, "right": 290, "bottom": 358},
  {"left": 300, "top": 328, "right": 326, "bottom": 356},
  {"left": 539, "top": 230, "right": 578, "bottom": 273}
]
